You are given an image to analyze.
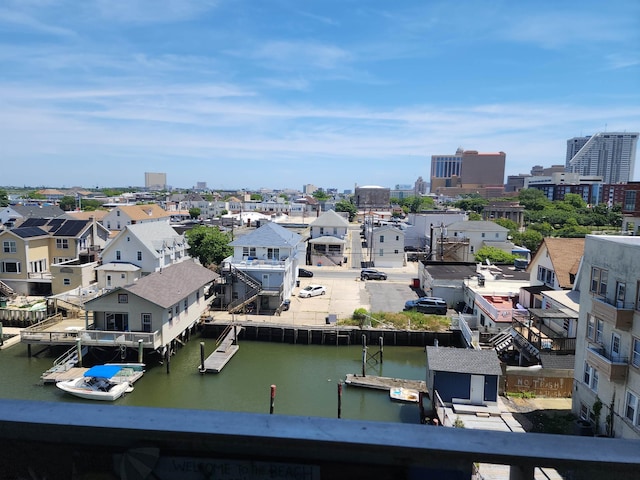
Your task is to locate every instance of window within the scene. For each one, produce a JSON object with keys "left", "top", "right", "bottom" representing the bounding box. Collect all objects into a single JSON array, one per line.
[
  {"left": 121, "top": 274, "right": 125, "bottom": 279},
  {"left": 624, "top": 190, "right": 637, "bottom": 212},
  {"left": 167, "top": 307, "right": 173, "bottom": 321},
  {"left": 612, "top": 333, "right": 621, "bottom": 360},
  {"left": 242, "top": 247, "right": 256, "bottom": 258},
  {"left": 632, "top": 338, "right": 640, "bottom": 368},
  {"left": 1, "top": 261, "right": 21, "bottom": 273},
  {"left": 196, "top": 290, "right": 200, "bottom": 302},
  {"left": 379, "top": 235, "right": 384, "bottom": 243},
  {"left": 117, "top": 222, "right": 121, "bottom": 229},
  {"left": 137, "top": 251, "right": 142, "bottom": 261},
  {"left": 333, "top": 228, "right": 338, "bottom": 235},
  {"left": 184, "top": 298, "right": 188, "bottom": 312},
  {"left": 394, "top": 249, "right": 399, "bottom": 254},
  {"left": 481, "top": 233, "right": 485, "bottom": 238},
  {"left": 590, "top": 267, "right": 608, "bottom": 296},
  {"left": 587, "top": 314, "right": 595, "bottom": 340},
  {"left": 267, "top": 248, "right": 280, "bottom": 260},
  {"left": 142, "top": 313, "right": 152, "bottom": 333},
  {"left": 595, "top": 318, "right": 604, "bottom": 344},
  {"left": 379, "top": 249, "right": 384, "bottom": 257},
  {"left": 116, "top": 210, "right": 120, "bottom": 216},
  {"left": 584, "top": 363, "right": 599, "bottom": 391},
  {"left": 537, "top": 266, "right": 555, "bottom": 287},
  {"left": 3, "top": 240, "right": 16, "bottom": 253},
  {"left": 107, "top": 275, "right": 112, "bottom": 287},
  {"left": 118, "top": 294, "right": 128, "bottom": 303},
  {"left": 63, "top": 279, "right": 71, "bottom": 286},
  {"left": 175, "top": 304, "right": 180, "bottom": 315},
  {"left": 319, "top": 227, "right": 324, "bottom": 235},
  {"left": 625, "top": 391, "right": 639, "bottom": 426},
  {"left": 116, "top": 250, "right": 121, "bottom": 261},
  {"left": 395, "top": 235, "right": 399, "bottom": 241}
]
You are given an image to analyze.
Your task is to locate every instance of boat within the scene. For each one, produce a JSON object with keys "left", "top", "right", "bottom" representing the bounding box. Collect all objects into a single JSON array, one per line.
[
  {"left": 389, "top": 387, "right": 420, "bottom": 403},
  {"left": 56, "top": 364, "right": 144, "bottom": 401}
]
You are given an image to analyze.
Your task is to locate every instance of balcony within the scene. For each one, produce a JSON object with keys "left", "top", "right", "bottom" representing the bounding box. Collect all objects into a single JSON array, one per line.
[
  {"left": 1, "top": 399, "right": 639, "bottom": 480},
  {"left": 586, "top": 344, "right": 628, "bottom": 383},
  {"left": 591, "top": 296, "right": 634, "bottom": 330},
  {"left": 512, "top": 314, "right": 576, "bottom": 355}
]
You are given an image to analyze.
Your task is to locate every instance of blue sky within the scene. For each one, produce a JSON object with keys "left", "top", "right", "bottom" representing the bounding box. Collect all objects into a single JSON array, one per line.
[{"left": 1, "top": 0, "right": 639, "bottom": 191}]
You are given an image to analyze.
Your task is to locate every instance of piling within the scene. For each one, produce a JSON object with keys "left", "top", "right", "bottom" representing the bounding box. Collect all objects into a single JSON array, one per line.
[
  {"left": 361, "top": 335, "right": 367, "bottom": 377},
  {"left": 419, "top": 391, "right": 426, "bottom": 423},
  {"left": 269, "top": 384, "right": 276, "bottom": 414},
  {"left": 165, "top": 346, "right": 171, "bottom": 374},
  {"left": 233, "top": 324, "right": 238, "bottom": 345},
  {"left": 199, "top": 342, "right": 205, "bottom": 373},
  {"left": 137, "top": 339, "right": 144, "bottom": 364},
  {"left": 337, "top": 382, "right": 343, "bottom": 419},
  {"left": 0, "top": 323, "right": 3, "bottom": 347},
  {"left": 76, "top": 338, "right": 83, "bottom": 367},
  {"left": 379, "top": 336, "right": 384, "bottom": 364}
]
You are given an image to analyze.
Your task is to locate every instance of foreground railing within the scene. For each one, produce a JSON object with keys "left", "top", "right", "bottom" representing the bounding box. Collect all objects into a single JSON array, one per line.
[{"left": 0, "top": 400, "right": 637, "bottom": 480}]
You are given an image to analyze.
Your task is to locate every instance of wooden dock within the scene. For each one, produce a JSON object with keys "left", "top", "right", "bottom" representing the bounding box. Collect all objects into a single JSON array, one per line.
[
  {"left": 201, "top": 326, "right": 244, "bottom": 373},
  {"left": 42, "top": 367, "right": 89, "bottom": 384},
  {"left": 344, "top": 374, "right": 428, "bottom": 393}
]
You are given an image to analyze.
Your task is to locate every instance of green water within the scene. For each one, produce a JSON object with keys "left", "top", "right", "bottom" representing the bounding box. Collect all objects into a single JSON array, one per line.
[{"left": 0, "top": 336, "right": 428, "bottom": 424}]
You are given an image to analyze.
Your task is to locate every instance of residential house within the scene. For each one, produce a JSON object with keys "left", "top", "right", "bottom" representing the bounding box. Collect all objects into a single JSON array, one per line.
[
  {"left": 405, "top": 212, "right": 467, "bottom": 252},
  {"left": 102, "top": 204, "right": 170, "bottom": 232},
  {"left": 97, "top": 222, "right": 189, "bottom": 288},
  {"left": 220, "top": 222, "right": 303, "bottom": 314},
  {"left": 0, "top": 218, "right": 109, "bottom": 295},
  {"left": 0, "top": 204, "right": 64, "bottom": 229},
  {"left": 82, "top": 259, "right": 218, "bottom": 353},
  {"left": 572, "top": 235, "right": 640, "bottom": 439},
  {"left": 308, "top": 210, "right": 349, "bottom": 267},
  {"left": 436, "top": 221, "right": 510, "bottom": 262},
  {"left": 369, "top": 225, "right": 405, "bottom": 268}
]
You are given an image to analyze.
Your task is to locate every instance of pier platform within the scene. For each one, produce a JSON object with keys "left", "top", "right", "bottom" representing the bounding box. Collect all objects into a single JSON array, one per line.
[
  {"left": 201, "top": 326, "right": 244, "bottom": 373},
  {"left": 344, "top": 374, "right": 427, "bottom": 393}
]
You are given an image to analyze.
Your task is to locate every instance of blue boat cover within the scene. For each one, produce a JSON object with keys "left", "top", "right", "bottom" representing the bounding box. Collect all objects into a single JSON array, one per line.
[{"left": 84, "top": 365, "right": 122, "bottom": 378}]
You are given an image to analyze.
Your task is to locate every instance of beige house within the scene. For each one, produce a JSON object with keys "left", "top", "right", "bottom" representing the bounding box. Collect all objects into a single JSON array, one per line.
[
  {"left": 102, "top": 204, "right": 170, "bottom": 232},
  {"left": 82, "top": 260, "right": 218, "bottom": 352},
  {"left": 0, "top": 218, "right": 109, "bottom": 296}
]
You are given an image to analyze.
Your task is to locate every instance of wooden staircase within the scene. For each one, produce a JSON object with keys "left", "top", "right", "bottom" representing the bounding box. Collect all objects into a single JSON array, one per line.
[{"left": 227, "top": 266, "right": 262, "bottom": 314}]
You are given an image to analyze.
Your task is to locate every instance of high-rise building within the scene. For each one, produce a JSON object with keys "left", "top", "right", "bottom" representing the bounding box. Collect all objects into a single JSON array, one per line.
[
  {"left": 430, "top": 148, "right": 506, "bottom": 198},
  {"left": 566, "top": 132, "right": 638, "bottom": 184},
  {"left": 144, "top": 172, "right": 167, "bottom": 191}
]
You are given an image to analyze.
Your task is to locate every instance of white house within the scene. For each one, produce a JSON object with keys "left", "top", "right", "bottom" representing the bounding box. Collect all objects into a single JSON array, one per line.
[
  {"left": 98, "top": 222, "right": 188, "bottom": 287},
  {"left": 102, "top": 204, "right": 171, "bottom": 232},
  {"left": 370, "top": 225, "right": 405, "bottom": 268},
  {"left": 220, "top": 222, "right": 304, "bottom": 314},
  {"left": 439, "top": 221, "right": 510, "bottom": 262},
  {"left": 308, "top": 210, "right": 350, "bottom": 267}
]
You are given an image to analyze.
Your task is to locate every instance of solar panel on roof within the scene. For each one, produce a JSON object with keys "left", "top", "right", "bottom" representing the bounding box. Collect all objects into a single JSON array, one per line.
[
  {"left": 19, "top": 218, "right": 48, "bottom": 227},
  {"left": 12, "top": 227, "right": 48, "bottom": 238},
  {"left": 53, "top": 220, "right": 88, "bottom": 237}
]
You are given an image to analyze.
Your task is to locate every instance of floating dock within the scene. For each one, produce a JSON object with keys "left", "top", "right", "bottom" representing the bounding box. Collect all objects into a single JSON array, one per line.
[
  {"left": 201, "top": 326, "right": 244, "bottom": 373},
  {"left": 344, "top": 374, "right": 427, "bottom": 393}
]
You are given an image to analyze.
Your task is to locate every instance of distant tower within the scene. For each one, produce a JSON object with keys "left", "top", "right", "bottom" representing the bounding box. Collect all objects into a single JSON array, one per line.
[
  {"left": 144, "top": 172, "right": 167, "bottom": 191},
  {"left": 566, "top": 132, "right": 638, "bottom": 184},
  {"left": 414, "top": 176, "right": 427, "bottom": 195}
]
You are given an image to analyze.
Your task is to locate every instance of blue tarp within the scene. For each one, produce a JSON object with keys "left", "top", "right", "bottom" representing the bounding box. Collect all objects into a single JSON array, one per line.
[{"left": 84, "top": 365, "right": 122, "bottom": 378}]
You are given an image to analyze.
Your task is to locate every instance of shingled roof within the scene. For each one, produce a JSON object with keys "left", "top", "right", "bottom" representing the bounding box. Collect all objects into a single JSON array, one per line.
[
  {"left": 535, "top": 238, "right": 585, "bottom": 289},
  {"left": 110, "top": 260, "right": 217, "bottom": 309},
  {"left": 426, "top": 346, "right": 502, "bottom": 376},
  {"left": 230, "top": 221, "right": 301, "bottom": 248}
]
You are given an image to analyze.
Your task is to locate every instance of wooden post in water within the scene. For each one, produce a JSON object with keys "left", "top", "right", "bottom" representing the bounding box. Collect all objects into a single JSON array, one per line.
[
  {"left": 379, "top": 336, "right": 384, "bottom": 364},
  {"left": 233, "top": 324, "right": 238, "bottom": 345},
  {"left": 165, "top": 345, "right": 171, "bottom": 374},
  {"left": 0, "top": 322, "right": 3, "bottom": 347},
  {"left": 200, "top": 342, "right": 205, "bottom": 373},
  {"left": 361, "top": 335, "right": 367, "bottom": 377},
  {"left": 337, "top": 382, "right": 343, "bottom": 419},
  {"left": 419, "top": 391, "right": 426, "bottom": 424},
  {"left": 137, "top": 339, "right": 144, "bottom": 364},
  {"left": 76, "top": 338, "right": 83, "bottom": 367},
  {"left": 269, "top": 384, "right": 276, "bottom": 414}
]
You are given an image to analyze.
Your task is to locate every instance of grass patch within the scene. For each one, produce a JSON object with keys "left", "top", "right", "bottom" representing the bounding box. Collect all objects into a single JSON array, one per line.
[{"left": 339, "top": 310, "right": 451, "bottom": 331}]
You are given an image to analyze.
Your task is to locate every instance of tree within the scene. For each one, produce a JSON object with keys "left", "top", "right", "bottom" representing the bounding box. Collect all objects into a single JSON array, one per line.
[
  {"left": 58, "top": 196, "right": 77, "bottom": 211},
  {"left": 312, "top": 190, "right": 330, "bottom": 201},
  {"left": 0, "top": 189, "right": 10, "bottom": 207},
  {"left": 493, "top": 218, "right": 519, "bottom": 232},
  {"left": 188, "top": 207, "right": 201, "bottom": 219},
  {"left": 518, "top": 188, "right": 550, "bottom": 211},
  {"left": 250, "top": 193, "right": 262, "bottom": 201},
  {"left": 468, "top": 212, "right": 482, "bottom": 220},
  {"left": 185, "top": 226, "right": 233, "bottom": 267},
  {"left": 335, "top": 200, "right": 357, "bottom": 222},
  {"left": 511, "top": 229, "right": 543, "bottom": 254},
  {"left": 454, "top": 196, "right": 487, "bottom": 213},
  {"left": 474, "top": 246, "right": 517, "bottom": 264}
]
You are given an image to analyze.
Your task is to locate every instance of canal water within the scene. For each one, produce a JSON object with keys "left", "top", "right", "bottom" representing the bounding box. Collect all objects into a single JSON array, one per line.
[{"left": 0, "top": 336, "right": 429, "bottom": 424}]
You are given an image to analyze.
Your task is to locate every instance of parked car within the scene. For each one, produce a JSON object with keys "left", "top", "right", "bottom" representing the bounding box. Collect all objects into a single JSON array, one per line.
[
  {"left": 404, "top": 297, "right": 447, "bottom": 315},
  {"left": 360, "top": 268, "right": 387, "bottom": 280},
  {"left": 298, "top": 285, "right": 326, "bottom": 298},
  {"left": 298, "top": 268, "right": 314, "bottom": 278}
]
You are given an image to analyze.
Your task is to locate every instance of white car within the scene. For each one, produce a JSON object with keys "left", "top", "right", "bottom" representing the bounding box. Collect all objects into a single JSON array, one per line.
[{"left": 298, "top": 284, "right": 326, "bottom": 298}]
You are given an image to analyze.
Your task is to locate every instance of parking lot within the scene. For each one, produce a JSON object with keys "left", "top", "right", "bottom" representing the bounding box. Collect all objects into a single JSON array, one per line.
[{"left": 214, "top": 263, "right": 422, "bottom": 327}]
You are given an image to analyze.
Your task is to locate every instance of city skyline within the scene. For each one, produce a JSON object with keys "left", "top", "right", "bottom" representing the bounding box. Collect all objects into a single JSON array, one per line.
[{"left": 1, "top": 0, "right": 639, "bottom": 191}]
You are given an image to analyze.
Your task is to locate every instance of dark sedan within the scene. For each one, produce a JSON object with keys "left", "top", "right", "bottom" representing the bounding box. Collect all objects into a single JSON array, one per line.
[{"left": 298, "top": 268, "right": 314, "bottom": 278}]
